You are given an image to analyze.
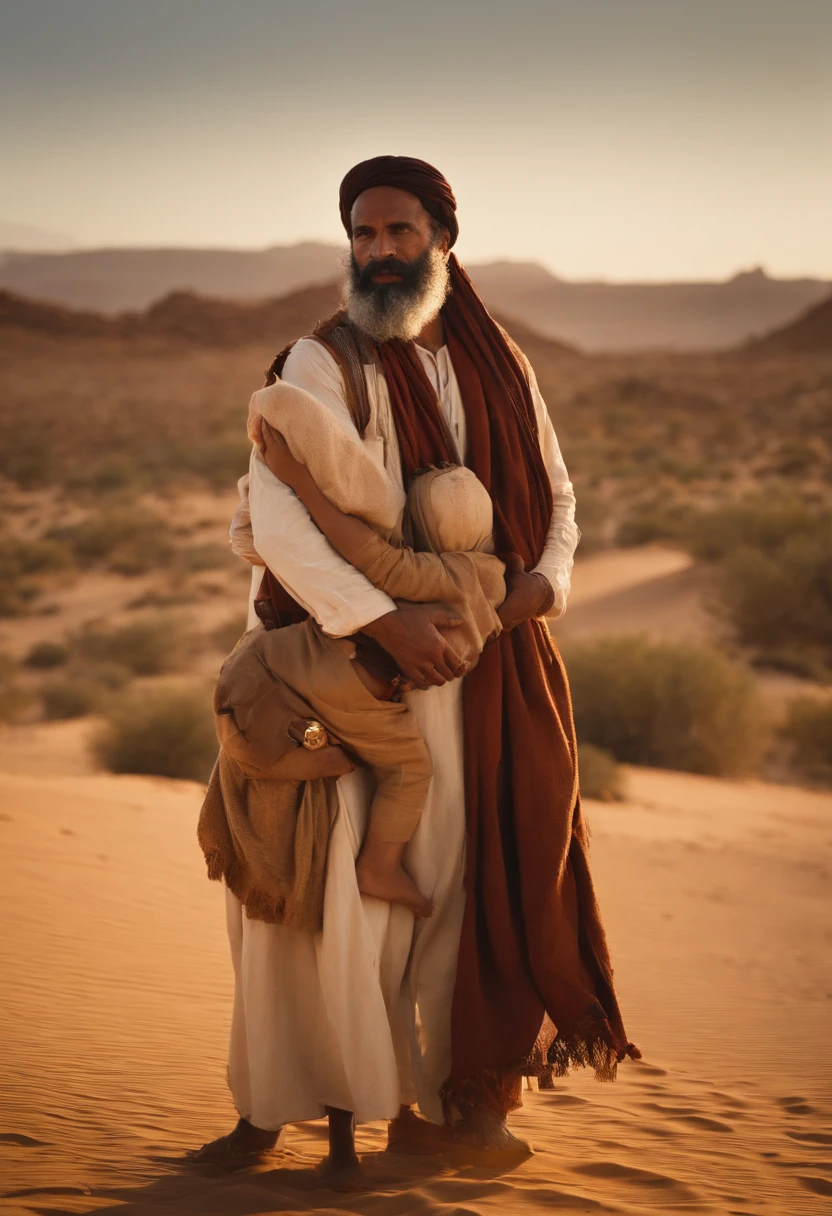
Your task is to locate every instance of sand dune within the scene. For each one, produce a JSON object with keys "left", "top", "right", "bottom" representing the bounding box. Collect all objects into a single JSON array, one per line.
[
  {"left": 1, "top": 720, "right": 830, "bottom": 1215},
  {"left": 554, "top": 546, "right": 719, "bottom": 647}
]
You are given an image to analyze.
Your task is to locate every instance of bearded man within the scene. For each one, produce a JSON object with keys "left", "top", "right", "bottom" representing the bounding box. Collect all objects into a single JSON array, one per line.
[{"left": 196, "top": 156, "right": 637, "bottom": 1186}]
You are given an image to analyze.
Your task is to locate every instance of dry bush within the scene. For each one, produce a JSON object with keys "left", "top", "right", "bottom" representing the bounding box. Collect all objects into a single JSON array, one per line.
[
  {"left": 681, "top": 495, "right": 824, "bottom": 563},
  {"left": 565, "top": 634, "right": 770, "bottom": 776},
  {"left": 24, "top": 640, "right": 70, "bottom": 669},
  {"left": 72, "top": 613, "right": 193, "bottom": 676},
  {"left": 176, "top": 433, "right": 252, "bottom": 491},
  {"left": 210, "top": 612, "right": 248, "bottom": 653},
  {"left": 93, "top": 683, "right": 217, "bottom": 781},
  {"left": 573, "top": 490, "right": 613, "bottom": 555},
  {"left": 713, "top": 524, "right": 832, "bottom": 679},
  {"left": 48, "top": 503, "right": 174, "bottom": 575},
  {"left": 41, "top": 676, "right": 106, "bottom": 720},
  {"left": 616, "top": 498, "right": 694, "bottom": 548},
  {"left": 780, "top": 697, "right": 832, "bottom": 783},
  {"left": 0, "top": 653, "right": 32, "bottom": 722},
  {"left": 0, "top": 535, "right": 71, "bottom": 616},
  {"left": 174, "top": 543, "right": 233, "bottom": 575},
  {"left": 578, "top": 743, "right": 627, "bottom": 801},
  {"left": 41, "top": 660, "right": 132, "bottom": 720}
]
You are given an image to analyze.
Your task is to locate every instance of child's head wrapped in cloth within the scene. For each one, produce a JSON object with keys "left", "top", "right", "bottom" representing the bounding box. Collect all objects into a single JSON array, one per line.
[{"left": 405, "top": 464, "right": 496, "bottom": 557}]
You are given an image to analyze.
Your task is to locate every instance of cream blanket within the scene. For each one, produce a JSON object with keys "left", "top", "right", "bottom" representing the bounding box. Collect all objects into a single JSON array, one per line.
[{"left": 247, "top": 380, "right": 405, "bottom": 534}]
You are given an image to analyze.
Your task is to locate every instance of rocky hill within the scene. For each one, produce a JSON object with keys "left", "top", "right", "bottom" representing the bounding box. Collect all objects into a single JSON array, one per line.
[{"left": 741, "top": 291, "right": 832, "bottom": 356}]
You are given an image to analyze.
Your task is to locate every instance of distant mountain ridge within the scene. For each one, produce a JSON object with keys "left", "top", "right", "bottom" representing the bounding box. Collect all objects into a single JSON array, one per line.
[
  {"left": 470, "top": 262, "right": 830, "bottom": 353},
  {"left": 1, "top": 245, "right": 828, "bottom": 352},
  {"left": 0, "top": 283, "right": 580, "bottom": 364},
  {"left": 0, "top": 243, "right": 342, "bottom": 314},
  {"left": 0, "top": 219, "right": 77, "bottom": 253}
]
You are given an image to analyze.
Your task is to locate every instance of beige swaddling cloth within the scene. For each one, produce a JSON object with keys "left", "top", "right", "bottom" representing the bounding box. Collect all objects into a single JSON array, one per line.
[
  {"left": 406, "top": 464, "right": 495, "bottom": 555},
  {"left": 230, "top": 378, "right": 405, "bottom": 564},
  {"left": 348, "top": 465, "right": 506, "bottom": 669},
  {"left": 248, "top": 380, "right": 405, "bottom": 534}
]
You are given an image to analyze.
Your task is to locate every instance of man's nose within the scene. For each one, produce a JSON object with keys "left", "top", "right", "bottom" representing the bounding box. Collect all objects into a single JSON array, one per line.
[{"left": 369, "top": 229, "right": 396, "bottom": 259}]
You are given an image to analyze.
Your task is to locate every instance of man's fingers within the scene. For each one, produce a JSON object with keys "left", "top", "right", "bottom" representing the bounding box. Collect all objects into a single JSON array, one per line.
[{"left": 429, "top": 655, "right": 457, "bottom": 682}]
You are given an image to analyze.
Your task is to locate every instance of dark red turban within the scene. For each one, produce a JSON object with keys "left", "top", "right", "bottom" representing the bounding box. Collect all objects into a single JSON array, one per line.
[{"left": 338, "top": 155, "right": 459, "bottom": 248}]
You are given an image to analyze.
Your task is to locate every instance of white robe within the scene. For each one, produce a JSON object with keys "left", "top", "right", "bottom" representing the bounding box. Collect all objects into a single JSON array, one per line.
[{"left": 225, "top": 337, "right": 579, "bottom": 1129}]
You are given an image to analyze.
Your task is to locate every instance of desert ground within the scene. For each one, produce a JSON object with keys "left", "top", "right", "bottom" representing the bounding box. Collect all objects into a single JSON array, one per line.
[{"left": 1, "top": 548, "right": 831, "bottom": 1216}]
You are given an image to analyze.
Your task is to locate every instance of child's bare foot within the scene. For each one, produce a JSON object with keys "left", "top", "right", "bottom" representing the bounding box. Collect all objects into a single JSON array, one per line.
[{"left": 356, "top": 856, "right": 433, "bottom": 918}]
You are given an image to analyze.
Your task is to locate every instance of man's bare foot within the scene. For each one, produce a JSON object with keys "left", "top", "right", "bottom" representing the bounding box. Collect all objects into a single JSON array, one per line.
[
  {"left": 356, "top": 857, "right": 433, "bottom": 918},
  {"left": 314, "top": 1152, "right": 370, "bottom": 1191},
  {"left": 387, "top": 1105, "right": 454, "bottom": 1155},
  {"left": 453, "top": 1108, "right": 533, "bottom": 1160},
  {"left": 317, "top": 1107, "right": 369, "bottom": 1191},
  {"left": 189, "top": 1117, "right": 283, "bottom": 1161}
]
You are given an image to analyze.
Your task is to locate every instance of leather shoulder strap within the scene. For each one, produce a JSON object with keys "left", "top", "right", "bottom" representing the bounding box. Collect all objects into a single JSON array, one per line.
[{"left": 263, "top": 317, "right": 376, "bottom": 438}]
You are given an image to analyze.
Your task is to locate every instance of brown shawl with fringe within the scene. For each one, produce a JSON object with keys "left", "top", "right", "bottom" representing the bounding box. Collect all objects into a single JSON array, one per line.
[{"left": 256, "top": 253, "right": 638, "bottom": 1119}]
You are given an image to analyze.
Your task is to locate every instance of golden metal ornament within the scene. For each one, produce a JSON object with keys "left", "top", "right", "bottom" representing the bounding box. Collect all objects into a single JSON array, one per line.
[{"left": 301, "top": 720, "right": 329, "bottom": 751}]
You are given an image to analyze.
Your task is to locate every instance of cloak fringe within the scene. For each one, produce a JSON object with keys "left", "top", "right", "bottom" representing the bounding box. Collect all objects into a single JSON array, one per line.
[
  {"left": 199, "top": 847, "right": 320, "bottom": 931},
  {"left": 440, "top": 1009, "right": 642, "bottom": 1122},
  {"left": 545, "top": 1010, "right": 642, "bottom": 1084}
]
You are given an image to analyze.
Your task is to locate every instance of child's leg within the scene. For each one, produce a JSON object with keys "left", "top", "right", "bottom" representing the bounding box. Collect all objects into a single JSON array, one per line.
[
  {"left": 353, "top": 721, "right": 434, "bottom": 919},
  {"left": 265, "top": 623, "right": 435, "bottom": 916}
]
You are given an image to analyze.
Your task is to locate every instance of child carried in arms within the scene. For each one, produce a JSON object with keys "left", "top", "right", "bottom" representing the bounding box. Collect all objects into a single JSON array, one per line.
[{"left": 209, "top": 379, "right": 508, "bottom": 920}]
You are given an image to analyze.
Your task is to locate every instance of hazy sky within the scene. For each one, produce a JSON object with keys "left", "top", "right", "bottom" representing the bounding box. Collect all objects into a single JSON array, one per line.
[{"left": 2, "top": 0, "right": 830, "bottom": 279}]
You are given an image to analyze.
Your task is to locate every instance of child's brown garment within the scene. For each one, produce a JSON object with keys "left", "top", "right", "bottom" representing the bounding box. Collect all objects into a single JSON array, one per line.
[{"left": 199, "top": 465, "right": 505, "bottom": 926}]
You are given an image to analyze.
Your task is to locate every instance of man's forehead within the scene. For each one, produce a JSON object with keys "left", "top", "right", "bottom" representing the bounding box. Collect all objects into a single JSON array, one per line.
[{"left": 351, "top": 186, "right": 429, "bottom": 226}]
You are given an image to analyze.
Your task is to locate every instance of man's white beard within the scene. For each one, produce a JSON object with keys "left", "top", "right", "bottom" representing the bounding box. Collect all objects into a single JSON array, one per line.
[{"left": 342, "top": 244, "right": 451, "bottom": 344}]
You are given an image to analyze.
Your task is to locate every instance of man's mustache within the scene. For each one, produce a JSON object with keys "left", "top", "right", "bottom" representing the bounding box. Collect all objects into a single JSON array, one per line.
[{"left": 354, "top": 257, "right": 419, "bottom": 292}]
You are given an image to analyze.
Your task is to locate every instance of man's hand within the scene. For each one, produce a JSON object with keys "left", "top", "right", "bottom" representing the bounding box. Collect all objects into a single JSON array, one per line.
[
  {"left": 497, "top": 555, "right": 553, "bottom": 632},
  {"left": 363, "top": 602, "right": 467, "bottom": 690}
]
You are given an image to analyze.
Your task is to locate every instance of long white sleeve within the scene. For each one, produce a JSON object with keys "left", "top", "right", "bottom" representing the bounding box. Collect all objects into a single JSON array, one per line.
[
  {"left": 528, "top": 373, "right": 580, "bottom": 619},
  {"left": 248, "top": 339, "right": 395, "bottom": 637}
]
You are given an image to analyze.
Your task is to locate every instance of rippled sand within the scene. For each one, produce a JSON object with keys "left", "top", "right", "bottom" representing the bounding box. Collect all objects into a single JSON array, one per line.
[{"left": 1, "top": 724, "right": 831, "bottom": 1214}]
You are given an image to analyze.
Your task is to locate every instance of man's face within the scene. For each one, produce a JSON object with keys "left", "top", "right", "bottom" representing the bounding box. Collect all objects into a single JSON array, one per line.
[
  {"left": 350, "top": 186, "right": 442, "bottom": 280},
  {"left": 344, "top": 185, "right": 451, "bottom": 343}
]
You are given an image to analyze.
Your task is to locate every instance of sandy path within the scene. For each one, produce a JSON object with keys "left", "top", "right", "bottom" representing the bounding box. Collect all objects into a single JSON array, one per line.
[{"left": 1, "top": 723, "right": 830, "bottom": 1214}]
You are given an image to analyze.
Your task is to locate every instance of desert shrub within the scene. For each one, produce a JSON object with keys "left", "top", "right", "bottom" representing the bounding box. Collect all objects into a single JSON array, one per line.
[
  {"left": 0, "top": 535, "right": 71, "bottom": 575},
  {"left": 210, "top": 612, "right": 248, "bottom": 653},
  {"left": 174, "top": 543, "right": 232, "bottom": 574},
  {"left": 49, "top": 504, "right": 174, "bottom": 575},
  {"left": 64, "top": 456, "right": 144, "bottom": 495},
  {"left": 40, "top": 661, "right": 132, "bottom": 721},
  {"left": 24, "top": 640, "right": 70, "bottom": 669},
  {"left": 681, "top": 495, "right": 825, "bottom": 563},
  {"left": 565, "top": 634, "right": 770, "bottom": 776},
  {"left": 178, "top": 433, "right": 251, "bottom": 491},
  {"left": 93, "top": 684, "right": 217, "bottom": 781},
  {"left": 715, "top": 528, "right": 832, "bottom": 678},
  {"left": 573, "top": 491, "right": 611, "bottom": 555},
  {"left": 780, "top": 697, "right": 832, "bottom": 783},
  {"left": 72, "top": 613, "right": 193, "bottom": 676},
  {"left": 616, "top": 499, "right": 694, "bottom": 548},
  {"left": 0, "top": 653, "right": 32, "bottom": 722},
  {"left": 578, "top": 743, "right": 627, "bottom": 802},
  {"left": 0, "top": 535, "right": 70, "bottom": 616},
  {"left": 42, "top": 676, "right": 105, "bottom": 720}
]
